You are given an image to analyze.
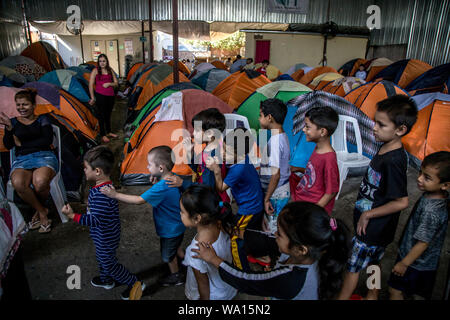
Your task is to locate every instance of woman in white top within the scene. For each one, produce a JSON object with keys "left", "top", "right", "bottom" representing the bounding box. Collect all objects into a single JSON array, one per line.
[{"left": 181, "top": 185, "right": 237, "bottom": 300}]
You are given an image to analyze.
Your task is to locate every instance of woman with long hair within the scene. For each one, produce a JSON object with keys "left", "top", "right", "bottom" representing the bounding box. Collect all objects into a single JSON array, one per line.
[{"left": 88, "top": 54, "right": 119, "bottom": 144}]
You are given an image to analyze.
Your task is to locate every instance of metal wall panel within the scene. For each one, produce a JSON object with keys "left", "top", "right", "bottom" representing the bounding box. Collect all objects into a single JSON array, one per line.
[{"left": 0, "top": 22, "right": 28, "bottom": 59}]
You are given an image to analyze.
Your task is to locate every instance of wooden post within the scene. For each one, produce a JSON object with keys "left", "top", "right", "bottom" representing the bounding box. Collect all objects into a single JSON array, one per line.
[
  {"left": 149, "top": 0, "right": 154, "bottom": 62},
  {"left": 141, "top": 20, "right": 146, "bottom": 63},
  {"left": 172, "top": 0, "right": 179, "bottom": 83}
]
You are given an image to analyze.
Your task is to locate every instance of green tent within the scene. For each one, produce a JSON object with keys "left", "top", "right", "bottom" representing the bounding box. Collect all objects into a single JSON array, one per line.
[{"left": 236, "top": 80, "right": 312, "bottom": 131}]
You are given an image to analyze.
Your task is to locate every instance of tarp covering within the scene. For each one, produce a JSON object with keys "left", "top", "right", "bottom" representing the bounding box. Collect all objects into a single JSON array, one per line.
[{"left": 0, "top": 55, "right": 46, "bottom": 82}]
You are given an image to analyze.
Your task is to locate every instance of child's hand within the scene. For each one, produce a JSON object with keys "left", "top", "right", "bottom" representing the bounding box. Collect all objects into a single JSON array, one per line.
[
  {"left": 62, "top": 204, "right": 74, "bottom": 219},
  {"left": 264, "top": 199, "right": 274, "bottom": 215},
  {"left": 262, "top": 216, "right": 271, "bottom": 233},
  {"left": 392, "top": 261, "right": 408, "bottom": 277},
  {"left": 100, "top": 185, "right": 117, "bottom": 198},
  {"left": 356, "top": 211, "right": 371, "bottom": 236},
  {"left": 191, "top": 241, "right": 223, "bottom": 267},
  {"left": 165, "top": 175, "right": 183, "bottom": 188}
]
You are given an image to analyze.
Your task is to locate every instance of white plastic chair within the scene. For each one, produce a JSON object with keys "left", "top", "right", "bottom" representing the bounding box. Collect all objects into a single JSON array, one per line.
[
  {"left": 331, "top": 115, "right": 371, "bottom": 199},
  {"left": 7, "top": 125, "right": 68, "bottom": 223}
]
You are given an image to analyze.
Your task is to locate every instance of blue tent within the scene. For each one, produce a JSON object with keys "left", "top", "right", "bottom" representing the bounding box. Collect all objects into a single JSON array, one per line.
[
  {"left": 191, "top": 68, "right": 230, "bottom": 92},
  {"left": 39, "top": 69, "right": 90, "bottom": 102},
  {"left": 405, "top": 63, "right": 450, "bottom": 95},
  {"left": 0, "top": 74, "right": 13, "bottom": 87}
]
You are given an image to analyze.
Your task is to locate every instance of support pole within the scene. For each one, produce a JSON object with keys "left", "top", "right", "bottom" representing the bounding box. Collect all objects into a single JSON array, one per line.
[
  {"left": 149, "top": 0, "right": 154, "bottom": 62},
  {"left": 79, "top": 30, "right": 85, "bottom": 63},
  {"left": 141, "top": 20, "right": 146, "bottom": 63},
  {"left": 172, "top": 0, "right": 179, "bottom": 83}
]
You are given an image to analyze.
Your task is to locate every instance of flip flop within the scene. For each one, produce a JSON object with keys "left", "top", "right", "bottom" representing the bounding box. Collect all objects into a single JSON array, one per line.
[
  {"left": 129, "top": 281, "right": 143, "bottom": 300},
  {"left": 28, "top": 219, "right": 41, "bottom": 230},
  {"left": 107, "top": 133, "right": 119, "bottom": 139},
  {"left": 38, "top": 219, "right": 52, "bottom": 234}
]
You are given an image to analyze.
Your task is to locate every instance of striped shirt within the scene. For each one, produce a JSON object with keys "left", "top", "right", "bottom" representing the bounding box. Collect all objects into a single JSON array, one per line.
[{"left": 74, "top": 181, "right": 121, "bottom": 245}]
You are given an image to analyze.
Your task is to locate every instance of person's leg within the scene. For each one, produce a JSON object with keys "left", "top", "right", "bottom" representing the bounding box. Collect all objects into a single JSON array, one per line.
[
  {"left": 32, "top": 167, "right": 56, "bottom": 226},
  {"left": 389, "top": 286, "right": 404, "bottom": 300},
  {"left": 94, "top": 92, "right": 109, "bottom": 142},
  {"left": 11, "top": 169, "right": 47, "bottom": 222},
  {"left": 338, "top": 271, "right": 361, "bottom": 300},
  {"left": 167, "top": 256, "right": 179, "bottom": 274},
  {"left": 105, "top": 96, "right": 116, "bottom": 137},
  {"left": 365, "top": 263, "right": 381, "bottom": 300}
]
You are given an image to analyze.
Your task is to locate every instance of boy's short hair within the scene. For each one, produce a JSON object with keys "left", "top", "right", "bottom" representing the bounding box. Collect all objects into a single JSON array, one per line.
[
  {"left": 305, "top": 106, "right": 339, "bottom": 136},
  {"left": 148, "top": 145, "right": 175, "bottom": 171},
  {"left": 422, "top": 151, "right": 450, "bottom": 183},
  {"left": 224, "top": 127, "right": 255, "bottom": 157},
  {"left": 192, "top": 108, "right": 226, "bottom": 133},
  {"left": 84, "top": 145, "right": 114, "bottom": 175},
  {"left": 262, "top": 59, "right": 270, "bottom": 64},
  {"left": 376, "top": 95, "right": 418, "bottom": 135},
  {"left": 260, "top": 98, "right": 287, "bottom": 125},
  {"left": 246, "top": 58, "right": 253, "bottom": 63}
]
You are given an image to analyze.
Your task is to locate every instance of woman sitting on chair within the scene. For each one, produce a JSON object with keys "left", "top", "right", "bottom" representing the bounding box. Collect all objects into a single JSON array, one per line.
[{"left": 0, "top": 88, "right": 57, "bottom": 233}]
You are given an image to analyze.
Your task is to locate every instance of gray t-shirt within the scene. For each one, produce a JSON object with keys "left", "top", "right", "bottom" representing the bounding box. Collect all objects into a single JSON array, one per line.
[
  {"left": 398, "top": 194, "right": 448, "bottom": 271},
  {"left": 260, "top": 132, "right": 290, "bottom": 192}
]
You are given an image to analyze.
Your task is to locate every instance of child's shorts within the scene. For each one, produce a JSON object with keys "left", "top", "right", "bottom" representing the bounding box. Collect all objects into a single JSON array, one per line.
[
  {"left": 347, "top": 236, "right": 385, "bottom": 273},
  {"left": 388, "top": 255, "right": 437, "bottom": 300},
  {"left": 160, "top": 234, "right": 184, "bottom": 263}
]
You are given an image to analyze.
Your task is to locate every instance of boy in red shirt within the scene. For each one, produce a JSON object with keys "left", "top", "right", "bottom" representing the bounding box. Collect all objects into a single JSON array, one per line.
[{"left": 289, "top": 106, "right": 340, "bottom": 215}]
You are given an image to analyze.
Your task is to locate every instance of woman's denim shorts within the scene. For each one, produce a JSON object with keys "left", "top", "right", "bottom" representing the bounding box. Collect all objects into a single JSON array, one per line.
[{"left": 10, "top": 151, "right": 58, "bottom": 176}]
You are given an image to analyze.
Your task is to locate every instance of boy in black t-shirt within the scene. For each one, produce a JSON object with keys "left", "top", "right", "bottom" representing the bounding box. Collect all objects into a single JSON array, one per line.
[{"left": 338, "top": 95, "right": 418, "bottom": 300}]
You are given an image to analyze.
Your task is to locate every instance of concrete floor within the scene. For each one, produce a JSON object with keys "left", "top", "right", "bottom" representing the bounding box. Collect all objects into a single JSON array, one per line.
[{"left": 18, "top": 97, "right": 449, "bottom": 300}]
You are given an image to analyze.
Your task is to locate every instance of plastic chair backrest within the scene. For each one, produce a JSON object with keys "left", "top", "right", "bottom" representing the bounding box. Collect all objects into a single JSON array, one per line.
[
  {"left": 10, "top": 124, "right": 61, "bottom": 174},
  {"left": 331, "top": 115, "right": 363, "bottom": 155},
  {"left": 224, "top": 113, "right": 250, "bottom": 133}
]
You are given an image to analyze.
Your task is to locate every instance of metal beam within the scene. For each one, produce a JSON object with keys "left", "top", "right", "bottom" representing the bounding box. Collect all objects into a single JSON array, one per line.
[{"left": 172, "top": 0, "right": 179, "bottom": 83}]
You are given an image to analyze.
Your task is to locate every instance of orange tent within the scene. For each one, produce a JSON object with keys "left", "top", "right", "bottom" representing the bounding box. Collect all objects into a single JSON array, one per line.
[
  {"left": 291, "top": 69, "right": 305, "bottom": 82},
  {"left": 21, "top": 41, "right": 66, "bottom": 72},
  {"left": 321, "top": 77, "right": 366, "bottom": 97},
  {"left": 403, "top": 94, "right": 450, "bottom": 164},
  {"left": 121, "top": 89, "right": 233, "bottom": 185},
  {"left": 365, "top": 58, "right": 393, "bottom": 82},
  {"left": 85, "top": 61, "right": 98, "bottom": 67},
  {"left": 126, "top": 62, "right": 144, "bottom": 82},
  {"left": 344, "top": 80, "right": 409, "bottom": 120},
  {"left": 167, "top": 60, "right": 190, "bottom": 76},
  {"left": 212, "top": 70, "right": 271, "bottom": 110},
  {"left": 372, "top": 59, "right": 432, "bottom": 88},
  {"left": 211, "top": 60, "right": 228, "bottom": 70},
  {"left": 134, "top": 64, "right": 189, "bottom": 111},
  {"left": 298, "top": 66, "right": 337, "bottom": 86}
]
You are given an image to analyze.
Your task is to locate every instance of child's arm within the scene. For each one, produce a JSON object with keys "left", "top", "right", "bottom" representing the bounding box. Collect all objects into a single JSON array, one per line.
[
  {"left": 62, "top": 203, "right": 101, "bottom": 227},
  {"left": 392, "top": 241, "right": 428, "bottom": 276},
  {"left": 100, "top": 185, "right": 146, "bottom": 205},
  {"left": 264, "top": 167, "right": 280, "bottom": 214},
  {"left": 206, "top": 157, "right": 229, "bottom": 192},
  {"left": 316, "top": 193, "right": 337, "bottom": 208},
  {"left": 357, "top": 197, "right": 408, "bottom": 236},
  {"left": 192, "top": 268, "right": 210, "bottom": 300}
]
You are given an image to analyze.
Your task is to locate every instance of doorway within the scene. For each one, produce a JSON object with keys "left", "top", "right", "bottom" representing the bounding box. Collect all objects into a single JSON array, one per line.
[
  {"left": 90, "top": 40, "right": 120, "bottom": 75},
  {"left": 255, "top": 40, "right": 270, "bottom": 64}
]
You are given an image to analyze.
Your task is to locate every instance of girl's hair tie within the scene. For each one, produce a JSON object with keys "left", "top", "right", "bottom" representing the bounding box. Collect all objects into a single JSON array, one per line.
[
  {"left": 330, "top": 218, "right": 337, "bottom": 231},
  {"left": 219, "top": 201, "right": 224, "bottom": 208}
]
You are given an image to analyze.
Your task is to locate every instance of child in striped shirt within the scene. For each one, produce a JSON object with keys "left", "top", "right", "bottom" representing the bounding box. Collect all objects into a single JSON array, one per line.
[{"left": 62, "top": 146, "right": 144, "bottom": 300}]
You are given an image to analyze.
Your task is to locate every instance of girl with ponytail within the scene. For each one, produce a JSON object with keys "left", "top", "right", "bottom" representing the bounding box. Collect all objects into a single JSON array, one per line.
[
  {"left": 180, "top": 185, "right": 238, "bottom": 300},
  {"left": 192, "top": 201, "right": 351, "bottom": 300},
  {"left": 0, "top": 88, "right": 57, "bottom": 233}
]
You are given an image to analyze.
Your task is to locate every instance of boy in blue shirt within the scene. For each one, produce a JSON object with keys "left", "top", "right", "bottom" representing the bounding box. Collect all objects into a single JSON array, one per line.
[
  {"left": 206, "top": 128, "right": 264, "bottom": 271},
  {"left": 101, "top": 146, "right": 186, "bottom": 286}
]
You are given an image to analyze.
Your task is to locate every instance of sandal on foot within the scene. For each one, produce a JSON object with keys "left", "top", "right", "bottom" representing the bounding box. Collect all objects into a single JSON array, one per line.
[
  {"left": 28, "top": 219, "right": 41, "bottom": 230},
  {"left": 101, "top": 136, "right": 110, "bottom": 144},
  {"left": 107, "top": 133, "right": 119, "bottom": 139},
  {"left": 38, "top": 219, "right": 52, "bottom": 233}
]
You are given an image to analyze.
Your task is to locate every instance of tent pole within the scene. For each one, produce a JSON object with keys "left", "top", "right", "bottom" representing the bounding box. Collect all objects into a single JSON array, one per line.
[
  {"left": 149, "top": 0, "right": 154, "bottom": 63},
  {"left": 142, "top": 20, "right": 146, "bottom": 63},
  {"left": 21, "top": 0, "right": 30, "bottom": 46},
  {"left": 172, "top": 0, "right": 179, "bottom": 83}
]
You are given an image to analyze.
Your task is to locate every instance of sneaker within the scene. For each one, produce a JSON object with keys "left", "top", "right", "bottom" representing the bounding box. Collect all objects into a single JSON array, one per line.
[
  {"left": 91, "top": 276, "right": 115, "bottom": 289},
  {"left": 121, "top": 281, "right": 146, "bottom": 300},
  {"left": 160, "top": 272, "right": 185, "bottom": 287}
]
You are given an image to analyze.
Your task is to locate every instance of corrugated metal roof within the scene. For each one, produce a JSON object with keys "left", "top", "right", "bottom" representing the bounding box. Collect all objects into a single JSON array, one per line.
[{"left": 24, "top": 0, "right": 372, "bottom": 25}]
